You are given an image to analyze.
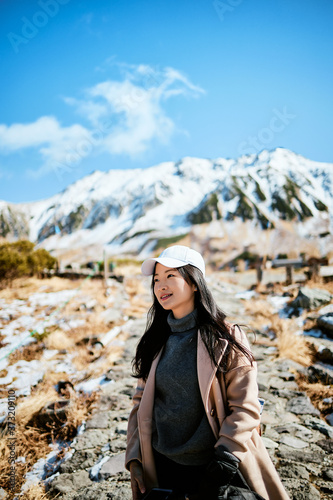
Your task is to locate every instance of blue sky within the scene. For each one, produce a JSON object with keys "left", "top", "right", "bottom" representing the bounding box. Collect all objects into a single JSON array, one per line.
[{"left": 1, "top": 0, "right": 333, "bottom": 203}]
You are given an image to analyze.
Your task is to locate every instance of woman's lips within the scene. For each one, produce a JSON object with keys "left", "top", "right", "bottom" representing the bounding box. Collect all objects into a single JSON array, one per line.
[{"left": 160, "top": 293, "right": 172, "bottom": 301}]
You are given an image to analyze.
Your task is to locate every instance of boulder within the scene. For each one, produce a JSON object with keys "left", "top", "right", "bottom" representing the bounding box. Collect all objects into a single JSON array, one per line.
[
  {"left": 290, "top": 288, "right": 332, "bottom": 311},
  {"left": 86, "top": 411, "right": 110, "bottom": 430},
  {"left": 302, "top": 416, "right": 333, "bottom": 439},
  {"left": 48, "top": 470, "right": 91, "bottom": 496},
  {"left": 286, "top": 396, "right": 320, "bottom": 417},
  {"left": 99, "top": 452, "right": 126, "bottom": 481},
  {"left": 326, "top": 414, "right": 333, "bottom": 427},
  {"left": 73, "top": 429, "right": 110, "bottom": 451},
  {"left": 317, "top": 313, "right": 333, "bottom": 338},
  {"left": 307, "top": 363, "right": 333, "bottom": 385},
  {"left": 316, "top": 344, "right": 333, "bottom": 364}
]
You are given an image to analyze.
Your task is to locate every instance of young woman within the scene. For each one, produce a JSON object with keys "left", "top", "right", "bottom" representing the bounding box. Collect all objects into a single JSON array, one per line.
[{"left": 126, "top": 246, "right": 289, "bottom": 500}]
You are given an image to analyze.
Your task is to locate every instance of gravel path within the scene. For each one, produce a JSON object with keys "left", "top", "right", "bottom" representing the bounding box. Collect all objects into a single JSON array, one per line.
[{"left": 46, "top": 280, "right": 333, "bottom": 500}]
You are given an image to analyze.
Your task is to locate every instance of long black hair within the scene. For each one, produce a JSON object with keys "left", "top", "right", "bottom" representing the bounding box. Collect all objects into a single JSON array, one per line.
[{"left": 132, "top": 264, "right": 254, "bottom": 380}]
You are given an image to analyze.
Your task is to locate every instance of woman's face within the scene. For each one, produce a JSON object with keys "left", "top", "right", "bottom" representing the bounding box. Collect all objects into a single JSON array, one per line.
[{"left": 153, "top": 263, "right": 196, "bottom": 319}]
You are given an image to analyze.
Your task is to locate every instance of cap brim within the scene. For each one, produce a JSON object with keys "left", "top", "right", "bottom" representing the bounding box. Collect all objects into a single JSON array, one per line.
[{"left": 141, "top": 257, "right": 188, "bottom": 276}]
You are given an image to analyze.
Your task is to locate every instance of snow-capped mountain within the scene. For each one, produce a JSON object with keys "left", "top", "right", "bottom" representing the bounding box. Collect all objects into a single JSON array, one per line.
[{"left": 0, "top": 148, "right": 332, "bottom": 259}]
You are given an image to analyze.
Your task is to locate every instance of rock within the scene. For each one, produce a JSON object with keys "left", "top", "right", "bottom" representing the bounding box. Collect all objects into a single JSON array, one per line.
[
  {"left": 286, "top": 396, "right": 320, "bottom": 417},
  {"left": 59, "top": 450, "right": 99, "bottom": 474},
  {"left": 315, "top": 439, "right": 333, "bottom": 453},
  {"left": 261, "top": 437, "right": 279, "bottom": 449},
  {"left": 318, "top": 304, "right": 333, "bottom": 316},
  {"left": 86, "top": 411, "right": 110, "bottom": 429},
  {"left": 317, "top": 313, "right": 333, "bottom": 337},
  {"left": 290, "top": 287, "right": 332, "bottom": 311},
  {"left": 314, "top": 480, "right": 333, "bottom": 496},
  {"left": 275, "top": 423, "right": 313, "bottom": 440},
  {"left": 271, "top": 389, "right": 304, "bottom": 400},
  {"left": 73, "top": 429, "right": 110, "bottom": 451},
  {"left": 279, "top": 435, "right": 309, "bottom": 449},
  {"left": 115, "top": 421, "right": 128, "bottom": 435},
  {"left": 48, "top": 470, "right": 91, "bottom": 496},
  {"left": 72, "top": 480, "right": 131, "bottom": 500},
  {"left": 99, "top": 394, "right": 118, "bottom": 411},
  {"left": 278, "top": 371, "right": 296, "bottom": 381},
  {"left": 316, "top": 344, "right": 333, "bottom": 364},
  {"left": 278, "top": 463, "right": 309, "bottom": 480},
  {"left": 99, "top": 452, "right": 126, "bottom": 480},
  {"left": 280, "top": 479, "right": 321, "bottom": 500},
  {"left": 0, "top": 487, "right": 7, "bottom": 499},
  {"left": 302, "top": 416, "right": 333, "bottom": 439},
  {"left": 307, "top": 362, "right": 333, "bottom": 385},
  {"left": 326, "top": 413, "right": 333, "bottom": 426},
  {"left": 323, "top": 469, "right": 333, "bottom": 481},
  {"left": 258, "top": 382, "right": 269, "bottom": 392},
  {"left": 277, "top": 445, "right": 323, "bottom": 464}
]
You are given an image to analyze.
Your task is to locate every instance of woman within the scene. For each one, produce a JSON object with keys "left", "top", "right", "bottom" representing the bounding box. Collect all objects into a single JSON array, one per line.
[{"left": 126, "top": 245, "right": 289, "bottom": 500}]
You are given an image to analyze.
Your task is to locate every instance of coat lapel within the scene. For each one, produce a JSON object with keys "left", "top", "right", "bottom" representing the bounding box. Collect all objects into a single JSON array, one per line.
[
  {"left": 138, "top": 350, "right": 162, "bottom": 421},
  {"left": 197, "top": 330, "right": 227, "bottom": 406}
]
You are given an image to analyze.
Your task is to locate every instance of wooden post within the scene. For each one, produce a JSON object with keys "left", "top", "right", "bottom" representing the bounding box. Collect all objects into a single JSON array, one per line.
[
  {"left": 104, "top": 248, "right": 108, "bottom": 285},
  {"left": 311, "top": 261, "right": 319, "bottom": 282},
  {"left": 286, "top": 265, "right": 293, "bottom": 285},
  {"left": 256, "top": 256, "right": 263, "bottom": 286}
]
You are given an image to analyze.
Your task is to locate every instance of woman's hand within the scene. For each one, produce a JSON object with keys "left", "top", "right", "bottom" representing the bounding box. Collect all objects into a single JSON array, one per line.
[{"left": 129, "top": 460, "right": 146, "bottom": 499}]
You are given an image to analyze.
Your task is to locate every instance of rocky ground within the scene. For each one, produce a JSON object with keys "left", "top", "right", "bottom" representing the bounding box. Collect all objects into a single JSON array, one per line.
[{"left": 44, "top": 278, "right": 333, "bottom": 500}]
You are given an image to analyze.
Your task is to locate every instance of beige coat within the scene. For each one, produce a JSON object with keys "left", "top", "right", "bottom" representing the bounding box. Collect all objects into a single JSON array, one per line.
[{"left": 126, "top": 326, "right": 290, "bottom": 500}]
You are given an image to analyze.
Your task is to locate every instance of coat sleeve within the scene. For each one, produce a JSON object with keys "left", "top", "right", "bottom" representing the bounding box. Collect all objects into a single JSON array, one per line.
[
  {"left": 215, "top": 326, "right": 261, "bottom": 462},
  {"left": 125, "top": 379, "right": 145, "bottom": 470}
]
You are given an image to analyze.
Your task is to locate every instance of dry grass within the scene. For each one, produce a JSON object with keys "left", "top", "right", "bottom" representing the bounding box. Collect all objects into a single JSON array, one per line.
[
  {"left": 123, "top": 277, "right": 151, "bottom": 318},
  {"left": 44, "top": 329, "right": 75, "bottom": 350},
  {"left": 16, "top": 386, "right": 59, "bottom": 428},
  {"left": 0, "top": 275, "right": 118, "bottom": 497},
  {"left": 271, "top": 317, "right": 314, "bottom": 366},
  {"left": 243, "top": 299, "right": 277, "bottom": 332},
  {"left": 0, "top": 276, "right": 79, "bottom": 301},
  {"left": 72, "top": 337, "right": 125, "bottom": 375},
  {"left": 305, "top": 278, "right": 333, "bottom": 295},
  {"left": 114, "top": 262, "right": 141, "bottom": 277},
  {"left": 22, "top": 482, "right": 50, "bottom": 499},
  {"left": 0, "top": 426, "right": 50, "bottom": 498},
  {"left": 296, "top": 373, "right": 333, "bottom": 417},
  {"left": 0, "top": 379, "right": 98, "bottom": 497},
  {"left": 57, "top": 391, "right": 98, "bottom": 441},
  {"left": 8, "top": 341, "right": 45, "bottom": 364},
  {"left": 243, "top": 295, "right": 316, "bottom": 365}
]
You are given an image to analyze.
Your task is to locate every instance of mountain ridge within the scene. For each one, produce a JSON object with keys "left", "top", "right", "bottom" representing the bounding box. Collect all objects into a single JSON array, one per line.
[{"left": 0, "top": 147, "right": 332, "bottom": 260}]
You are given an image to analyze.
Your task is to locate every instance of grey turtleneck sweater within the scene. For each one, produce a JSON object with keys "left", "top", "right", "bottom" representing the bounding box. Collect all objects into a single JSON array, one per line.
[{"left": 152, "top": 309, "right": 216, "bottom": 465}]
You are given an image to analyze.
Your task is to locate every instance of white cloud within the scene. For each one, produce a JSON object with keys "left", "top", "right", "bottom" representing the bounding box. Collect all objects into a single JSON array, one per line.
[
  {"left": 0, "top": 64, "right": 205, "bottom": 177},
  {"left": 0, "top": 116, "right": 92, "bottom": 178},
  {"left": 72, "top": 65, "right": 204, "bottom": 157}
]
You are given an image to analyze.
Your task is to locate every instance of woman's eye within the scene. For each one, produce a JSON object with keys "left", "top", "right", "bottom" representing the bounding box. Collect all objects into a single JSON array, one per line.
[{"left": 167, "top": 274, "right": 175, "bottom": 278}]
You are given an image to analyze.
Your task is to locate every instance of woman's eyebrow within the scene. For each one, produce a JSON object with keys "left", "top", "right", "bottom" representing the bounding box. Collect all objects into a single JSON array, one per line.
[{"left": 153, "top": 268, "right": 177, "bottom": 277}]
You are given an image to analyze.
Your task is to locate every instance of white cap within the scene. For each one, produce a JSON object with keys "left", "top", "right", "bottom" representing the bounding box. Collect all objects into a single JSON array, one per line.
[{"left": 141, "top": 245, "right": 205, "bottom": 277}]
